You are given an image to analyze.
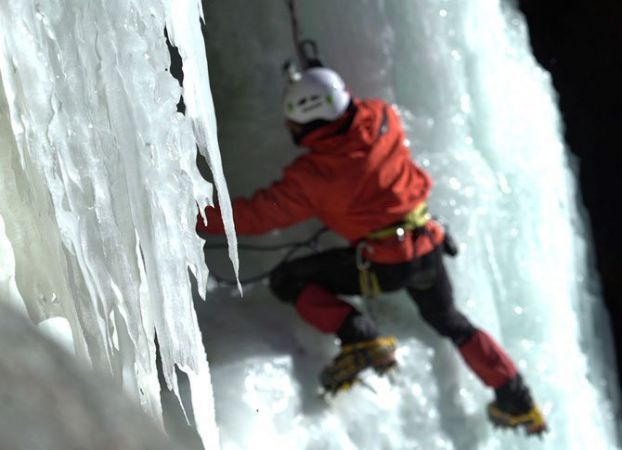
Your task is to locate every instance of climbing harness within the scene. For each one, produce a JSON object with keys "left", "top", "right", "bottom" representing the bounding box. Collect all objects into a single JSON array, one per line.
[
  {"left": 356, "top": 202, "right": 432, "bottom": 298},
  {"left": 206, "top": 202, "right": 456, "bottom": 297},
  {"left": 353, "top": 201, "right": 459, "bottom": 298}
]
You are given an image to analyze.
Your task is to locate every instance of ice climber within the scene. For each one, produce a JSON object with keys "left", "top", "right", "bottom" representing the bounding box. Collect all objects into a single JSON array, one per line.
[{"left": 196, "top": 66, "right": 547, "bottom": 435}]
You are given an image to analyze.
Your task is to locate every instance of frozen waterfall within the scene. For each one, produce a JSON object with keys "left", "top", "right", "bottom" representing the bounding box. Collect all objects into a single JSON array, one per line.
[{"left": 0, "top": 0, "right": 620, "bottom": 450}]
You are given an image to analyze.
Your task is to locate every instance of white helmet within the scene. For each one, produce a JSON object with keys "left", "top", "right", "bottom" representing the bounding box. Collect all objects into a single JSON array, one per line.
[{"left": 283, "top": 67, "right": 351, "bottom": 124}]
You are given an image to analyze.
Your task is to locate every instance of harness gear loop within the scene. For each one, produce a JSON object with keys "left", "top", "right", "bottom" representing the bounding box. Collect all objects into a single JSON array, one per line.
[
  {"left": 356, "top": 241, "right": 381, "bottom": 298},
  {"left": 359, "top": 269, "right": 382, "bottom": 298}
]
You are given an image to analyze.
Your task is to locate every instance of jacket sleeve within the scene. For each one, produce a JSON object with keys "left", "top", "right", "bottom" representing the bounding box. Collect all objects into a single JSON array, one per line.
[{"left": 196, "top": 158, "right": 316, "bottom": 236}]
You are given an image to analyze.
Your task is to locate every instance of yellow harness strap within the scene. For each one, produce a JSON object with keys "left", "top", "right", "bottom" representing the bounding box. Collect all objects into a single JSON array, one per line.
[{"left": 366, "top": 202, "right": 431, "bottom": 241}]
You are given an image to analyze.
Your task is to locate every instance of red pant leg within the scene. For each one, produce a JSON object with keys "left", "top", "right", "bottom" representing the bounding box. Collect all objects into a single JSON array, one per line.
[
  {"left": 459, "top": 329, "right": 518, "bottom": 388},
  {"left": 295, "top": 284, "right": 354, "bottom": 333}
]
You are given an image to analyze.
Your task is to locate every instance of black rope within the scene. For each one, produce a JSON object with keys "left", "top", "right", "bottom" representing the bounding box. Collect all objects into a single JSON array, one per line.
[
  {"left": 204, "top": 227, "right": 329, "bottom": 287},
  {"left": 283, "top": 0, "right": 306, "bottom": 68}
]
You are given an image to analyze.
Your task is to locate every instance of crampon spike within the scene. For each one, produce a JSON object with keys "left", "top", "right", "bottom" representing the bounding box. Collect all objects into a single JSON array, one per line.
[{"left": 487, "top": 403, "right": 548, "bottom": 437}]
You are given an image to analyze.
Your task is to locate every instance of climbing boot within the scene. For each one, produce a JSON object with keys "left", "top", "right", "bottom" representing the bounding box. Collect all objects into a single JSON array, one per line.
[
  {"left": 488, "top": 375, "right": 548, "bottom": 436},
  {"left": 320, "top": 336, "right": 397, "bottom": 394}
]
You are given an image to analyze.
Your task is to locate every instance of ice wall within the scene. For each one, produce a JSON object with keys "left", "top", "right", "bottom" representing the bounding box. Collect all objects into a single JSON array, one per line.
[
  {"left": 0, "top": 1, "right": 237, "bottom": 448},
  {"left": 198, "top": 0, "right": 621, "bottom": 449}
]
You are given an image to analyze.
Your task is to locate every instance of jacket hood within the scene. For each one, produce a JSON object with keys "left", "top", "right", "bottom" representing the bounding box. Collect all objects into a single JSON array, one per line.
[{"left": 299, "top": 98, "right": 386, "bottom": 153}]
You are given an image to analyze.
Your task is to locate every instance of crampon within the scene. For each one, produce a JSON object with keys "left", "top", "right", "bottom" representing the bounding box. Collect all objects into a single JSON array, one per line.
[
  {"left": 488, "top": 402, "right": 548, "bottom": 436},
  {"left": 487, "top": 374, "right": 548, "bottom": 436},
  {"left": 319, "top": 336, "right": 398, "bottom": 395}
]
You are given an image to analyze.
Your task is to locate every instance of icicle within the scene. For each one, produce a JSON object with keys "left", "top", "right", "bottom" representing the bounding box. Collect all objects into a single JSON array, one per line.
[
  {"left": 0, "top": 1, "right": 231, "bottom": 448},
  {"left": 165, "top": 0, "right": 241, "bottom": 295}
]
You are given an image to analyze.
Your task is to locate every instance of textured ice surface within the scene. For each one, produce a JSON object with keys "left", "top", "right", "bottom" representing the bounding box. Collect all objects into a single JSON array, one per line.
[
  {"left": 198, "top": 0, "right": 621, "bottom": 449},
  {"left": 0, "top": 1, "right": 233, "bottom": 448}
]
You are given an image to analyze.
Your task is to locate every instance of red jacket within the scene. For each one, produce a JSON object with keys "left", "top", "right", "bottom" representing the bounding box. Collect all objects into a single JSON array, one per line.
[{"left": 197, "top": 99, "right": 443, "bottom": 263}]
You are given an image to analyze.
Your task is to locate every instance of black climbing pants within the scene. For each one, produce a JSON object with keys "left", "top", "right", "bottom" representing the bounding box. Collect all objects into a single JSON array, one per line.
[{"left": 269, "top": 246, "right": 477, "bottom": 345}]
